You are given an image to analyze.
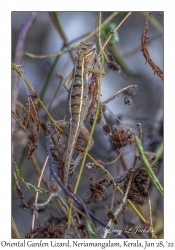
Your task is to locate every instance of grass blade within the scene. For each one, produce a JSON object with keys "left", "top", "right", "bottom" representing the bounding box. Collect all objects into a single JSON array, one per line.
[{"left": 135, "top": 136, "right": 163, "bottom": 196}]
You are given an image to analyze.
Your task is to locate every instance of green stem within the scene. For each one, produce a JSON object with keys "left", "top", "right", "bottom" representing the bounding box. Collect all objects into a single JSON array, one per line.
[{"left": 135, "top": 136, "right": 163, "bottom": 196}]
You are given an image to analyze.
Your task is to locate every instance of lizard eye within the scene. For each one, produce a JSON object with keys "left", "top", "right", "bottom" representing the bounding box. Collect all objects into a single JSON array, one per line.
[{"left": 82, "top": 47, "right": 86, "bottom": 51}]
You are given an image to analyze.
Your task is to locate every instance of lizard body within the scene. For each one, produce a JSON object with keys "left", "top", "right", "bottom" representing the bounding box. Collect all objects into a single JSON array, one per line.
[{"left": 64, "top": 42, "right": 97, "bottom": 187}]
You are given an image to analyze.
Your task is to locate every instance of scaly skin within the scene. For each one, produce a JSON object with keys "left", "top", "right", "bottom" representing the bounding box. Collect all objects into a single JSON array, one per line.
[{"left": 64, "top": 42, "right": 97, "bottom": 187}]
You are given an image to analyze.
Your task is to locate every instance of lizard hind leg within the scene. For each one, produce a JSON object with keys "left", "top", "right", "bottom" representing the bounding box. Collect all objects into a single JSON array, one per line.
[
  {"left": 80, "top": 124, "right": 94, "bottom": 150},
  {"left": 69, "top": 124, "right": 94, "bottom": 175}
]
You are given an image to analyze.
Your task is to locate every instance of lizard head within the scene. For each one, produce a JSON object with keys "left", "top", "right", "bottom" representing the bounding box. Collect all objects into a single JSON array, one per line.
[{"left": 77, "top": 42, "right": 97, "bottom": 64}]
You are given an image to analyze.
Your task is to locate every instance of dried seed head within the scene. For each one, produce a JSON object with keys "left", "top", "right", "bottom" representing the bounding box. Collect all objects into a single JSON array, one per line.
[
  {"left": 127, "top": 85, "right": 138, "bottom": 96},
  {"left": 103, "top": 125, "right": 111, "bottom": 134},
  {"left": 110, "top": 126, "right": 135, "bottom": 150},
  {"left": 107, "top": 211, "right": 118, "bottom": 224},
  {"left": 124, "top": 95, "right": 132, "bottom": 105},
  {"left": 85, "top": 176, "right": 108, "bottom": 203},
  {"left": 107, "top": 53, "right": 121, "bottom": 73},
  {"left": 108, "top": 62, "right": 121, "bottom": 72}
]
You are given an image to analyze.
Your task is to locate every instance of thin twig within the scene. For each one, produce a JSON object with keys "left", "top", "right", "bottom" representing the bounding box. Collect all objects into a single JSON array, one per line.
[
  {"left": 102, "top": 12, "right": 132, "bottom": 50},
  {"left": 32, "top": 149, "right": 69, "bottom": 219},
  {"left": 142, "top": 12, "right": 163, "bottom": 35},
  {"left": 103, "top": 154, "right": 137, "bottom": 238},
  {"left": 86, "top": 153, "right": 156, "bottom": 238},
  {"left": 30, "top": 155, "right": 48, "bottom": 187},
  {"left": 100, "top": 150, "right": 122, "bottom": 166},
  {"left": 12, "top": 62, "right": 154, "bottom": 235},
  {"left": 31, "top": 156, "right": 49, "bottom": 233},
  {"left": 46, "top": 136, "right": 123, "bottom": 237},
  {"left": 115, "top": 156, "right": 137, "bottom": 217},
  {"left": 12, "top": 216, "right": 20, "bottom": 239},
  {"left": 78, "top": 197, "right": 96, "bottom": 233},
  {"left": 12, "top": 63, "right": 65, "bottom": 135},
  {"left": 24, "top": 12, "right": 118, "bottom": 59},
  {"left": 137, "top": 123, "right": 142, "bottom": 141},
  {"left": 148, "top": 196, "right": 154, "bottom": 238},
  {"left": 110, "top": 187, "right": 116, "bottom": 212},
  {"left": 102, "top": 84, "right": 136, "bottom": 105},
  {"left": 104, "top": 105, "right": 136, "bottom": 135}
]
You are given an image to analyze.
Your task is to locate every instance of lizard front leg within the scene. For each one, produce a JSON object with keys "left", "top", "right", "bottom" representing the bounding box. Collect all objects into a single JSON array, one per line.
[
  {"left": 63, "top": 69, "right": 74, "bottom": 92},
  {"left": 63, "top": 66, "right": 104, "bottom": 93},
  {"left": 88, "top": 68, "right": 105, "bottom": 75}
]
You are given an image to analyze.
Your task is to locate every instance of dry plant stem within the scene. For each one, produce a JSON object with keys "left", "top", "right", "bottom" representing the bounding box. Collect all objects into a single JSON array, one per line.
[
  {"left": 142, "top": 12, "right": 163, "bottom": 35},
  {"left": 31, "top": 156, "right": 48, "bottom": 233},
  {"left": 103, "top": 155, "right": 137, "bottom": 239},
  {"left": 114, "top": 155, "right": 137, "bottom": 218},
  {"left": 12, "top": 12, "right": 38, "bottom": 133},
  {"left": 34, "top": 183, "right": 78, "bottom": 235},
  {"left": 124, "top": 34, "right": 161, "bottom": 58},
  {"left": 119, "top": 154, "right": 127, "bottom": 171},
  {"left": 15, "top": 104, "right": 51, "bottom": 184},
  {"left": 12, "top": 111, "right": 26, "bottom": 131},
  {"left": 78, "top": 197, "right": 96, "bottom": 233},
  {"left": 34, "top": 193, "right": 77, "bottom": 237},
  {"left": 34, "top": 192, "right": 73, "bottom": 229},
  {"left": 87, "top": 153, "right": 156, "bottom": 238},
  {"left": 137, "top": 123, "right": 142, "bottom": 141},
  {"left": 104, "top": 105, "right": 135, "bottom": 135},
  {"left": 102, "top": 12, "right": 132, "bottom": 50},
  {"left": 141, "top": 21, "right": 163, "bottom": 81},
  {"left": 46, "top": 137, "right": 121, "bottom": 237},
  {"left": 12, "top": 216, "right": 20, "bottom": 239},
  {"left": 35, "top": 193, "right": 57, "bottom": 208},
  {"left": 30, "top": 155, "right": 48, "bottom": 187},
  {"left": 55, "top": 197, "right": 69, "bottom": 219},
  {"left": 100, "top": 150, "right": 122, "bottom": 166},
  {"left": 13, "top": 64, "right": 154, "bottom": 235},
  {"left": 24, "top": 12, "right": 118, "bottom": 59},
  {"left": 46, "top": 135, "right": 153, "bottom": 237},
  {"left": 148, "top": 196, "right": 154, "bottom": 238},
  {"left": 103, "top": 85, "right": 136, "bottom": 105},
  {"left": 17, "top": 101, "right": 24, "bottom": 110},
  {"left": 110, "top": 187, "right": 116, "bottom": 212},
  {"left": 12, "top": 63, "right": 65, "bottom": 135}
]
